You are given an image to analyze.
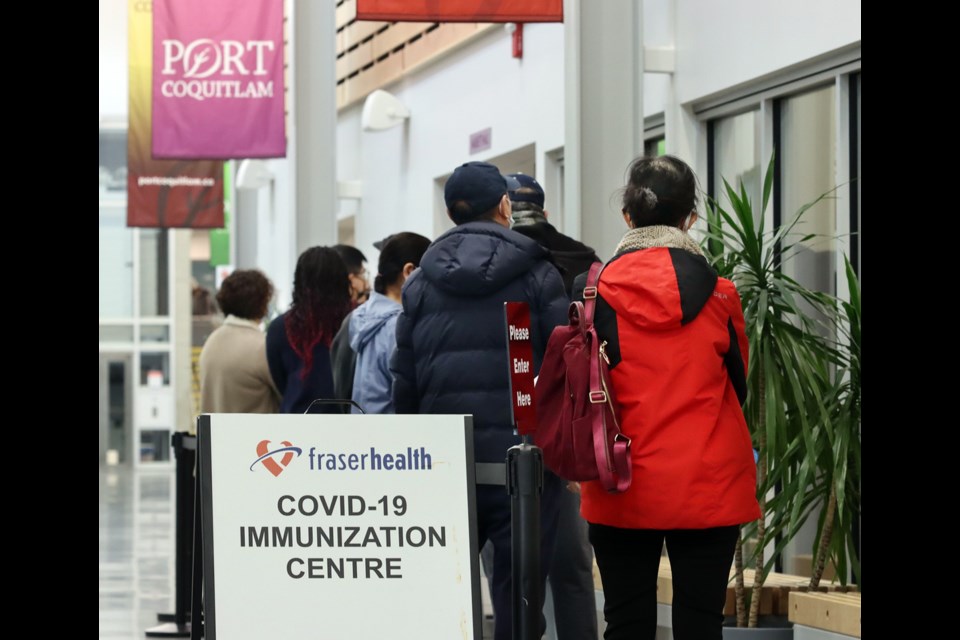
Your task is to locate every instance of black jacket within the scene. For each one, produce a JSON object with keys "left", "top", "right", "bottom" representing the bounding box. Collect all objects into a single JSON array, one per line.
[
  {"left": 390, "top": 221, "right": 569, "bottom": 462},
  {"left": 329, "top": 311, "right": 356, "bottom": 413},
  {"left": 266, "top": 313, "right": 337, "bottom": 414},
  {"left": 512, "top": 221, "right": 600, "bottom": 296}
]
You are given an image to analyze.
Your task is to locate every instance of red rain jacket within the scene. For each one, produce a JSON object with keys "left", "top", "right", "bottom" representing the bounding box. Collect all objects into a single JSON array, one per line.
[{"left": 580, "top": 246, "right": 761, "bottom": 529}]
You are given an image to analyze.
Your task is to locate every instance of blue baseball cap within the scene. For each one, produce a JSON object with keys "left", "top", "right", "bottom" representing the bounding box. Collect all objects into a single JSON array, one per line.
[
  {"left": 444, "top": 161, "right": 520, "bottom": 217},
  {"left": 506, "top": 173, "right": 545, "bottom": 208}
]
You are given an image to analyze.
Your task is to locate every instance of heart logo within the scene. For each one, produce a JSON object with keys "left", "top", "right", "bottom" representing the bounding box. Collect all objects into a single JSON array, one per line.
[{"left": 256, "top": 439, "right": 296, "bottom": 477}]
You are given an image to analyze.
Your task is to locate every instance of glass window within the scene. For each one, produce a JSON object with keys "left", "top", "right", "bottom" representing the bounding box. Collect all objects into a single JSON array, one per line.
[
  {"left": 140, "top": 429, "right": 171, "bottom": 463},
  {"left": 644, "top": 137, "right": 665, "bottom": 158},
  {"left": 99, "top": 205, "right": 134, "bottom": 317},
  {"left": 99, "top": 325, "right": 134, "bottom": 343},
  {"left": 140, "top": 352, "right": 171, "bottom": 386},
  {"left": 105, "top": 358, "right": 130, "bottom": 463},
  {"left": 854, "top": 74, "right": 860, "bottom": 277},
  {"left": 99, "top": 129, "right": 127, "bottom": 201},
  {"left": 711, "top": 110, "right": 762, "bottom": 218},
  {"left": 140, "top": 325, "right": 170, "bottom": 343},
  {"left": 780, "top": 85, "right": 837, "bottom": 296}
]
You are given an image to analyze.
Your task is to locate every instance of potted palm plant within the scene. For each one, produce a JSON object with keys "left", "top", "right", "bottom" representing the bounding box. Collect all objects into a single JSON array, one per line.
[{"left": 702, "top": 155, "right": 861, "bottom": 636}]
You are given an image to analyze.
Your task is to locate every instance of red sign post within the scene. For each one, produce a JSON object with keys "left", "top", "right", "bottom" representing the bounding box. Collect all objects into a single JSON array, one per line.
[{"left": 504, "top": 302, "right": 537, "bottom": 436}]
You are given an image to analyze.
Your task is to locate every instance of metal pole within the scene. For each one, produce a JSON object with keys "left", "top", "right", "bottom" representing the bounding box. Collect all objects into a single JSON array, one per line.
[{"left": 507, "top": 439, "right": 543, "bottom": 640}]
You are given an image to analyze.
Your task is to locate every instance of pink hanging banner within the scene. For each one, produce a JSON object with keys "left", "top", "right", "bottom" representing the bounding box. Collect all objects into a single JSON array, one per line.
[{"left": 151, "top": 0, "right": 286, "bottom": 160}]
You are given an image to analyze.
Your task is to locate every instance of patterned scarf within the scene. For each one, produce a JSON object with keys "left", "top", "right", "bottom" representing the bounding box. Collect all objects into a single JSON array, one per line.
[{"left": 614, "top": 225, "right": 704, "bottom": 257}]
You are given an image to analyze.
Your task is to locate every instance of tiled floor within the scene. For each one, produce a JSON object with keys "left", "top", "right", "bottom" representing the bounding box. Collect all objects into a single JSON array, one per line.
[{"left": 99, "top": 464, "right": 178, "bottom": 639}]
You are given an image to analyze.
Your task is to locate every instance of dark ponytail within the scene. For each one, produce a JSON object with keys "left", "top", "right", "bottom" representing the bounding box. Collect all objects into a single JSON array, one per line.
[
  {"left": 374, "top": 232, "right": 431, "bottom": 294},
  {"left": 373, "top": 274, "right": 387, "bottom": 295},
  {"left": 621, "top": 155, "right": 699, "bottom": 228}
]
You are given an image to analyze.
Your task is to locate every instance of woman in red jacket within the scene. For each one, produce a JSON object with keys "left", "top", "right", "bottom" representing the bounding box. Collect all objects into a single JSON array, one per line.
[{"left": 582, "top": 155, "right": 760, "bottom": 640}]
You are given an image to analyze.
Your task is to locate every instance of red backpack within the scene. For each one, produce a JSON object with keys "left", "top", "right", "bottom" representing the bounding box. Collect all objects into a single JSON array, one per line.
[{"left": 534, "top": 262, "right": 632, "bottom": 493}]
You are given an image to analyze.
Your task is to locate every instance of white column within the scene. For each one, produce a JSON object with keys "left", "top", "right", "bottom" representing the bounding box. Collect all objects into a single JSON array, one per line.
[
  {"left": 663, "top": 0, "right": 706, "bottom": 209},
  {"left": 171, "top": 228, "right": 193, "bottom": 436},
  {"left": 564, "top": 0, "right": 645, "bottom": 261},
  {"left": 235, "top": 189, "right": 260, "bottom": 269},
  {"left": 293, "top": 0, "right": 337, "bottom": 253}
]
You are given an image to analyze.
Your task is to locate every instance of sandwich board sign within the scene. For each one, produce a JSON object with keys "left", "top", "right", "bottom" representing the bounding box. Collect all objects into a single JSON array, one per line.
[{"left": 197, "top": 413, "right": 481, "bottom": 639}]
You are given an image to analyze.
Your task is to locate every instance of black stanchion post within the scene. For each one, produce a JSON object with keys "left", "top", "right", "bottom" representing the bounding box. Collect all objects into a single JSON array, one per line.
[
  {"left": 145, "top": 432, "right": 196, "bottom": 638},
  {"left": 174, "top": 433, "right": 196, "bottom": 628},
  {"left": 189, "top": 449, "right": 205, "bottom": 640},
  {"left": 507, "top": 439, "right": 542, "bottom": 640}
]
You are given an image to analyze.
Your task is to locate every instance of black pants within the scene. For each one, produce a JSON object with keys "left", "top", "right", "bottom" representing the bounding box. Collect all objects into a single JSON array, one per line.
[
  {"left": 483, "top": 487, "right": 598, "bottom": 639},
  {"left": 589, "top": 523, "right": 739, "bottom": 640},
  {"left": 547, "top": 488, "right": 598, "bottom": 639}
]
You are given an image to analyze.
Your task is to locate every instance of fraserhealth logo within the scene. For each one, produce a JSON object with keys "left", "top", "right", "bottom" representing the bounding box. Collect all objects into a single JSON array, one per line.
[{"left": 250, "top": 440, "right": 303, "bottom": 477}]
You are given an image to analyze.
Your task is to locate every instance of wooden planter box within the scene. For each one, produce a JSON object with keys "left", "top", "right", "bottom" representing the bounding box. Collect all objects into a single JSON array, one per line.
[
  {"left": 788, "top": 592, "right": 861, "bottom": 638},
  {"left": 593, "top": 557, "right": 857, "bottom": 639},
  {"left": 718, "top": 568, "right": 856, "bottom": 617},
  {"left": 647, "top": 558, "right": 853, "bottom": 617}
]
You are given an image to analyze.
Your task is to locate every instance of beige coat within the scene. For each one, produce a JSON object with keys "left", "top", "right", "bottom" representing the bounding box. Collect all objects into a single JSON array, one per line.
[{"left": 199, "top": 316, "right": 280, "bottom": 414}]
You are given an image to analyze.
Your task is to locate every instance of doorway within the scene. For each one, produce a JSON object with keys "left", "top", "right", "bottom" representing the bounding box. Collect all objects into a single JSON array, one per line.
[{"left": 99, "top": 353, "right": 133, "bottom": 464}]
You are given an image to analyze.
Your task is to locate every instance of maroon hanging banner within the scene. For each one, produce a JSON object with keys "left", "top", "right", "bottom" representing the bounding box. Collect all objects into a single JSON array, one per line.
[
  {"left": 505, "top": 302, "right": 537, "bottom": 436},
  {"left": 356, "top": 0, "right": 563, "bottom": 22},
  {"left": 128, "top": 0, "right": 224, "bottom": 228}
]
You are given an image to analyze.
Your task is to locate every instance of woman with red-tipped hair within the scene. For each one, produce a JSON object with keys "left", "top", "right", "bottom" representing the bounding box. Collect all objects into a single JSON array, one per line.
[{"left": 266, "top": 246, "right": 353, "bottom": 413}]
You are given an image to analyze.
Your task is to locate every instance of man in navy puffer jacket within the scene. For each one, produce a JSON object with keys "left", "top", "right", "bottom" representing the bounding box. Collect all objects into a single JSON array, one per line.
[{"left": 391, "top": 161, "right": 568, "bottom": 640}]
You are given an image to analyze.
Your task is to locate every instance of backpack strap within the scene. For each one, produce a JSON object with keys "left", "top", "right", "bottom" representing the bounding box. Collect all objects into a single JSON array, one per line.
[
  {"left": 609, "top": 434, "right": 632, "bottom": 493},
  {"left": 582, "top": 261, "right": 633, "bottom": 493},
  {"left": 581, "top": 261, "right": 603, "bottom": 326},
  {"left": 588, "top": 329, "right": 632, "bottom": 493}
]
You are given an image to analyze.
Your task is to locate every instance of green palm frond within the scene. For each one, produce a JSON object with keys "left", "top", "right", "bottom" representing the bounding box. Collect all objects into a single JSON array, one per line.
[{"left": 704, "top": 154, "right": 861, "bottom": 608}]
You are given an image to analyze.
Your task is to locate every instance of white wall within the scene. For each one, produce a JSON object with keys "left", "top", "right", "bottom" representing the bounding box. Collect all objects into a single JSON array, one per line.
[
  {"left": 643, "top": 0, "right": 671, "bottom": 118},
  {"left": 254, "top": 157, "right": 298, "bottom": 310},
  {"left": 100, "top": 0, "right": 128, "bottom": 119},
  {"left": 674, "top": 0, "right": 861, "bottom": 104},
  {"left": 337, "top": 23, "right": 565, "bottom": 252}
]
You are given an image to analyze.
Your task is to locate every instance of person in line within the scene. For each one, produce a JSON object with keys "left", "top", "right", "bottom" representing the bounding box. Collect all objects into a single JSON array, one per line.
[
  {"left": 508, "top": 172, "right": 601, "bottom": 294},
  {"left": 266, "top": 246, "right": 353, "bottom": 414},
  {"left": 582, "top": 155, "right": 760, "bottom": 640},
  {"left": 333, "top": 243, "right": 371, "bottom": 305},
  {"left": 506, "top": 172, "right": 600, "bottom": 640},
  {"left": 391, "top": 161, "right": 569, "bottom": 640},
  {"left": 199, "top": 269, "right": 280, "bottom": 413},
  {"left": 348, "top": 232, "right": 430, "bottom": 414},
  {"left": 330, "top": 235, "right": 395, "bottom": 411}
]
